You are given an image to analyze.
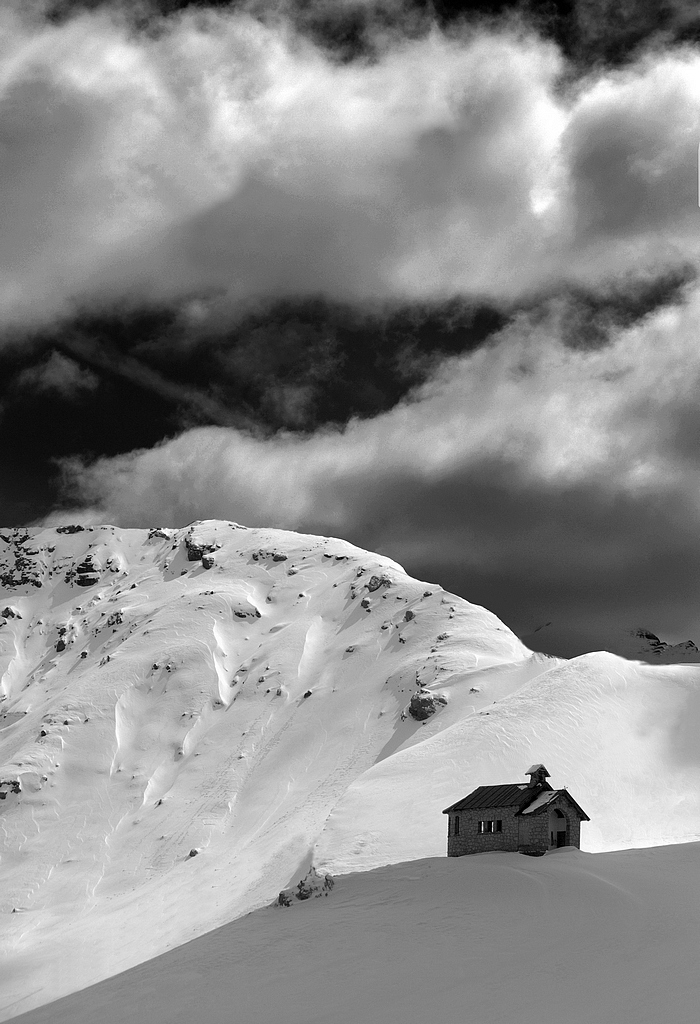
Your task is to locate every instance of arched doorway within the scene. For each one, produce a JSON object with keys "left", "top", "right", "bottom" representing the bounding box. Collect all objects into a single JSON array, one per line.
[{"left": 549, "top": 808, "right": 567, "bottom": 848}]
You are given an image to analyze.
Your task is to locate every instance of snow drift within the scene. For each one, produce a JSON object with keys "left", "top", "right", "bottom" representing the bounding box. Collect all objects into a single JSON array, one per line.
[{"left": 11, "top": 846, "right": 700, "bottom": 1024}]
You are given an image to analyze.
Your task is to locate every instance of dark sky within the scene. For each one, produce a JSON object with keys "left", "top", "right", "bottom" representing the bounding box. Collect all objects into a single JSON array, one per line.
[{"left": 3, "top": 0, "right": 700, "bottom": 657}]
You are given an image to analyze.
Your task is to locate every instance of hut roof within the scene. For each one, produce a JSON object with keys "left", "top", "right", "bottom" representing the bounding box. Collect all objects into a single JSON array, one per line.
[{"left": 442, "top": 783, "right": 590, "bottom": 821}]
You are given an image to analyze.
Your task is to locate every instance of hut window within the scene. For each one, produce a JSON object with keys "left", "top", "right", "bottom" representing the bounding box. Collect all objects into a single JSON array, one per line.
[
  {"left": 454, "top": 815, "right": 460, "bottom": 836},
  {"left": 478, "top": 820, "right": 501, "bottom": 834}
]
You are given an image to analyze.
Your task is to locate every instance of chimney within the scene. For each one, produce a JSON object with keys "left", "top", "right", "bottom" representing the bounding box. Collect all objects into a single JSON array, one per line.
[{"left": 525, "top": 764, "right": 550, "bottom": 788}]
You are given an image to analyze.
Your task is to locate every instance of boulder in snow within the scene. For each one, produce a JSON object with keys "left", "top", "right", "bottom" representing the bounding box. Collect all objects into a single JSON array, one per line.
[
  {"left": 276, "top": 867, "right": 334, "bottom": 906},
  {"left": 367, "top": 574, "right": 392, "bottom": 593},
  {"left": 407, "top": 690, "right": 447, "bottom": 721}
]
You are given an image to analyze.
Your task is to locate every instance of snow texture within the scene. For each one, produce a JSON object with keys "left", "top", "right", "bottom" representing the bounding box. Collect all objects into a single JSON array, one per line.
[
  {"left": 11, "top": 846, "right": 700, "bottom": 1024},
  {"left": 0, "top": 521, "right": 699, "bottom": 1019}
]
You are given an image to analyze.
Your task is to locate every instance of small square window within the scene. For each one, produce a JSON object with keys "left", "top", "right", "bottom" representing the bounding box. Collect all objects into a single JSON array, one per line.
[
  {"left": 496, "top": 820, "right": 502, "bottom": 832},
  {"left": 454, "top": 815, "right": 460, "bottom": 836},
  {"left": 485, "top": 820, "right": 494, "bottom": 833},
  {"left": 478, "top": 821, "right": 485, "bottom": 834}
]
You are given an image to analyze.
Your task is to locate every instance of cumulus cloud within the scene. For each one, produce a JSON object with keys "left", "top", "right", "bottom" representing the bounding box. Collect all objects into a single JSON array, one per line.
[
  {"left": 1, "top": 2, "right": 700, "bottom": 332},
  {"left": 56, "top": 278, "right": 700, "bottom": 649}
]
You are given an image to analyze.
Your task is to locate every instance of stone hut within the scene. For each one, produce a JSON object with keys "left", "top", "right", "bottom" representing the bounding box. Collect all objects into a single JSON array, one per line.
[{"left": 442, "top": 764, "right": 590, "bottom": 857}]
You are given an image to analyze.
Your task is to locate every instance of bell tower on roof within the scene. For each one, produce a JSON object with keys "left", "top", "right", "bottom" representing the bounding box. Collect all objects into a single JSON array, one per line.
[{"left": 525, "top": 764, "right": 550, "bottom": 788}]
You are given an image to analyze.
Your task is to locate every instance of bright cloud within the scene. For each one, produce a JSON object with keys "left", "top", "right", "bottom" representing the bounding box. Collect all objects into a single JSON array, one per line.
[{"left": 1, "top": 4, "right": 700, "bottom": 331}]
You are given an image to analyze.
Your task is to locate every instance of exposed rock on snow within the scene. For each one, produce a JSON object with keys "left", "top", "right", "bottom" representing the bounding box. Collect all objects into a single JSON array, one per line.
[
  {"left": 251, "top": 549, "right": 287, "bottom": 563},
  {"left": 0, "top": 530, "right": 45, "bottom": 589},
  {"left": 630, "top": 628, "right": 699, "bottom": 659},
  {"left": 276, "top": 867, "right": 334, "bottom": 906},
  {"left": 147, "top": 529, "right": 174, "bottom": 541},
  {"left": 0, "top": 778, "right": 21, "bottom": 800},
  {"left": 184, "top": 535, "right": 219, "bottom": 562},
  {"left": 406, "top": 690, "right": 448, "bottom": 721},
  {"left": 72, "top": 555, "right": 101, "bottom": 588},
  {"left": 367, "top": 574, "right": 392, "bottom": 593}
]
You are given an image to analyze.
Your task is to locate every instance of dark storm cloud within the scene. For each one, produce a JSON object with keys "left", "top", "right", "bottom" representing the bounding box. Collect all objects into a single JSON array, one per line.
[
  {"left": 10, "top": 295, "right": 508, "bottom": 433},
  {"left": 53, "top": 287, "right": 700, "bottom": 648},
  {"left": 564, "top": 0, "right": 700, "bottom": 66},
  {"left": 59, "top": 333, "right": 252, "bottom": 428},
  {"left": 657, "top": 401, "right": 700, "bottom": 467},
  {"left": 329, "top": 459, "right": 700, "bottom": 648},
  {"left": 36, "top": 0, "right": 700, "bottom": 70}
]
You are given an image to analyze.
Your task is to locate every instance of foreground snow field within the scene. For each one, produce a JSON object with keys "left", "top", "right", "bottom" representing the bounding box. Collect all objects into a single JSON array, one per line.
[
  {"left": 11, "top": 845, "right": 700, "bottom": 1024},
  {"left": 1, "top": 521, "right": 700, "bottom": 1018}
]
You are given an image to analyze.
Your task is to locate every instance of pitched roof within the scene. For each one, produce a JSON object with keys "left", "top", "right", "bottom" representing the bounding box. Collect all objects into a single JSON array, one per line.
[
  {"left": 442, "top": 783, "right": 535, "bottom": 813},
  {"left": 553, "top": 789, "right": 591, "bottom": 822},
  {"left": 519, "top": 790, "right": 559, "bottom": 814},
  {"left": 442, "top": 782, "right": 590, "bottom": 820}
]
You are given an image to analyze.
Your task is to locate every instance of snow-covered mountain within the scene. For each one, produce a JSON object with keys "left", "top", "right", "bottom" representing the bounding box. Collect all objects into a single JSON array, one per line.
[
  {"left": 519, "top": 620, "right": 700, "bottom": 663},
  {"left": 1, "top": 521, "right": 700, "bottom": 1019}
]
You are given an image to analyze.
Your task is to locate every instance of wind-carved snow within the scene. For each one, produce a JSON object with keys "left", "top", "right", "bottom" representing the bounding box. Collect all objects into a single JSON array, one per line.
[
  {"left": 11, "top": 846, "right": 700, "bottom": 1024},
  {"left": 0, "top": 521, "right": 699, "bottom": 1020}
]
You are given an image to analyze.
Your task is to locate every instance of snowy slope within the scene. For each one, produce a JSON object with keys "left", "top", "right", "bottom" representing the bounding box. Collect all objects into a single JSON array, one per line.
[
  {"left": 1, "top": 521, "right": 700, "bottom": 1019},
  {"left": 11, "top": 846, "right": 700, "bottom": 1024},
  {"left": 0, "top": 520, "right": 536, "bottom": 1018},
  {"left": 314, "top": 649, "right": 700, "bottom": 873}
]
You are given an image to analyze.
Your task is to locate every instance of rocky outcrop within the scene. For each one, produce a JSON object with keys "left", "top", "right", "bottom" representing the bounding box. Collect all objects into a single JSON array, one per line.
[
  {"left": 406, "top": 690, "right": 447, "bottom": 721},
  {"left": 0, "top": 530, "right": 44, "bottom": 589},
  {"left": 251, "top": 549, "right": 288, "bottom": 563},
  {"left": 276, "top": 867, "right": 334, "bottom": 907},
  {"left": 367, "top": 574, "right": 392, "bottom": 593},
  {"left": 0, "top": 778, "right": 21, "bottom": 800},
  {"left": 73, "top": 555, "right": 101, "bottom": 587},
  {"left": 147, "top": 528, "right": 175, "bottom": 540},
  {"left": 633, "top": 629, "right": 699, "bottom": 659},
  {"left": 185, "top": 536, "right": 219, "bottom": 564}
]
